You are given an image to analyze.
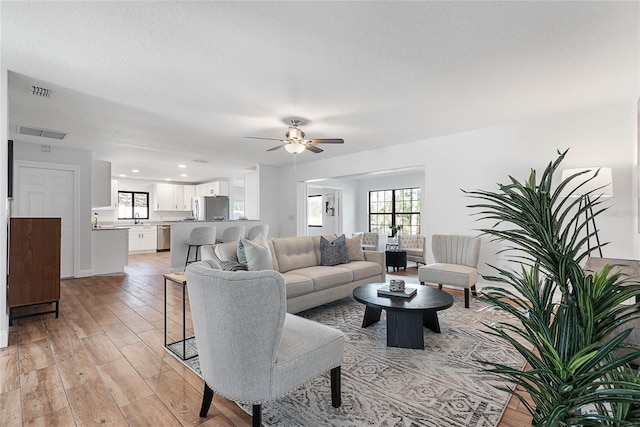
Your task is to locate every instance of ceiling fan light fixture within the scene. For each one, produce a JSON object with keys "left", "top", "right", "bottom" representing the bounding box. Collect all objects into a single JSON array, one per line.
[
  {"left": 284, "top": 143, "right": 306, "bottom": 154},
  {"left": 286, "top": 127, "right": 304, "bottom": 140}
]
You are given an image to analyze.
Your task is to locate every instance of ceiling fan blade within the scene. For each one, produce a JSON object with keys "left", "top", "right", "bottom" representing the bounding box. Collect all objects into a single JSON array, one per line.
[
  {"left": 267, "top": 143, "right": 287, "bottom": 151},
  {"left": 305, "top": 144, "right": 323, "bottom": 153},
  {"left": 246, "top": 136, "right": 285, "bottom": 142},
  {"left": 308, "top": 138, "right": 344, "bottom": 144}
]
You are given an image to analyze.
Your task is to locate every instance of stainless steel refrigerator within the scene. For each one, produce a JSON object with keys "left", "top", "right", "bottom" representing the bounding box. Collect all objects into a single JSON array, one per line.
[{"left": 192, "top": 196, "right": 229, "bottom": 221}]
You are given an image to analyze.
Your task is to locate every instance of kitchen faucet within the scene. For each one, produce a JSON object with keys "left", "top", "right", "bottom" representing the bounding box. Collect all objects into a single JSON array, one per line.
[{"left": 134, "top": 212, "right": 140, "bottom": 225}]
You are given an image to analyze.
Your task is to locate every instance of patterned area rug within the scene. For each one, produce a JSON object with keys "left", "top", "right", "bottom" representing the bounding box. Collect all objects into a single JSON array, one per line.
[{"left": 170, "top": 294, "right": 524, "bottom": 427}]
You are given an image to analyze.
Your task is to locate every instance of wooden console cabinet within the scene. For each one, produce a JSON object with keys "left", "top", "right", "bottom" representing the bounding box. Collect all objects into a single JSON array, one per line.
[{"left": 8, "top": 217, "right": 61, "bottom": 324}]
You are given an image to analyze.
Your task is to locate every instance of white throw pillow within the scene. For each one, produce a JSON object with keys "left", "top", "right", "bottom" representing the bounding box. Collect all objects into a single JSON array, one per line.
[{"left": 241, "top": 234, "right": 273, "bottom": 271}]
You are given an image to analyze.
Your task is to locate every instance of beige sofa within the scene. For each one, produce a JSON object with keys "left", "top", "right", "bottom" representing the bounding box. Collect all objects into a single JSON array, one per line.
[{"left": 201, "top": 235, "right": 386, "bottom": 313}]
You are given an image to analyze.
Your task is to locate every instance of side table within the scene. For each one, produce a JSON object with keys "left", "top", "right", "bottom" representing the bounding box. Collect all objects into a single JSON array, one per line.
[
  {"left": 386, "top": 249, "right": 407, "bottom": 272},
  {"left": 164, "top": 272, "right": 197, "bottom": 360}
]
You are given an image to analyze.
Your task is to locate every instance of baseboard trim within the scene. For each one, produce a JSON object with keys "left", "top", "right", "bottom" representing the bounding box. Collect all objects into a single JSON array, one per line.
[{"left": 76, "top": 269, "right": 93, "bottom": 278}]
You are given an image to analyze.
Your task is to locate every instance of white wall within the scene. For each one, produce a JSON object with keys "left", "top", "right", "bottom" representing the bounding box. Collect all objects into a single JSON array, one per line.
[
  {"left": 256, "top": 164, "right": 281, "bottom": 238},
  {"left": 278, "top": 102, "right": 639, "bottom": 283},
  {"left": 1, "top": 67, "right": 9, "bottom": 347},
  {"left": 13, "top": 140, "right": 94, "bottom": 276}
]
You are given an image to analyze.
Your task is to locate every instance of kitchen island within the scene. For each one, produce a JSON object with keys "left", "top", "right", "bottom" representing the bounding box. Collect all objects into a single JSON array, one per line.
[
  {"left": 169, "top": 220, "right": 264, "bottom": 272},
  {"left": 92, "top": 227, "right": 129, "bottom": 275}
]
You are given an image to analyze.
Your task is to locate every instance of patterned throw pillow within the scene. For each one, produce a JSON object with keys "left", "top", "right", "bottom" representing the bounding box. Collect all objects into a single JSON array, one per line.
[
  {"left": 345, "top": 234, "right": 365, "bottom": 261},
  {"left": 220, "top": 261, "right": 248, "bottom": 271},
  {"left": 320, "top": 234, "right": 349, "bottom": 266}
]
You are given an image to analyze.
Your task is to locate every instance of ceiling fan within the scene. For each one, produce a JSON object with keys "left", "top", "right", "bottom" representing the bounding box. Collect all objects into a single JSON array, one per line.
[{"left": 246, "top": 119, "right": 344, "bottom": 154}]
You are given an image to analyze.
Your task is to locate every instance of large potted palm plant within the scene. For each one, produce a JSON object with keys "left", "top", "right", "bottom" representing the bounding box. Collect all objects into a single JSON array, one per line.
[{"left": 466, "top": 150, "right": 640, "bottom": 425}]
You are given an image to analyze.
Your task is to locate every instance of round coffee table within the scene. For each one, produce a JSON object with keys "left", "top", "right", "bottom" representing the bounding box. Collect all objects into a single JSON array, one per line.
[{"left": 353, "top": 283, "right": 454, "bottom": 349}]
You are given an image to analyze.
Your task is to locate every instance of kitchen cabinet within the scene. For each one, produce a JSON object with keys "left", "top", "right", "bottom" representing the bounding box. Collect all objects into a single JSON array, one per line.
[
  {"left": 128, "top": 225, "right": 157, "bottom": 252},
  {"left": 8, "top": 217, "right": 61, "bottom": 324},
  {"left": 154, "top": 183, "right": 174, "bottom": 211},
  {"left": 154, "top": 183, "right": 193, "bottom": 211},
  {"left": 197, "top": 180, "right": 229, "bottom": 197},
  {"left": 183, "top": 185, "right": 196, "bottom": 211},
  {"left": 94, "top": 179, "right": 118, "bottom": 210}
]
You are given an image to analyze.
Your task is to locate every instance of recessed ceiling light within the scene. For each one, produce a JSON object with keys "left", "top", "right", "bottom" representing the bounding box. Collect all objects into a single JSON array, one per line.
[
  {"left": 165, "top": 178, "right": 172, "bottom": 181},
  {"left": 132, "top": 169, "right": 139, "bottom": 173},
  {"left": 178, "top": 164, "right": 186, "bottom": 168},
  {"left": 180, "top": 174, "right": 187, "bottom": 177},
  {"left": 119, "top": 174, "right": 126, "bottom": 177}
]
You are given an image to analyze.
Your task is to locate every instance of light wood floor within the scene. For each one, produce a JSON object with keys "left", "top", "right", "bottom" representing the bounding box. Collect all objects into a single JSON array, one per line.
[{"left": 1, "top": 252, "right": 532, "bottom": 426}]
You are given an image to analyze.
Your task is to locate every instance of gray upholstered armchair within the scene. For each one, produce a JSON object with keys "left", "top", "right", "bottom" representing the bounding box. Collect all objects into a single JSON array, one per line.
[
  {"left": 418, "top": 234, "right": 481, "bottom": 308},
  {"left": 185, "top": 261, "right": 344, "bottom": 426}
]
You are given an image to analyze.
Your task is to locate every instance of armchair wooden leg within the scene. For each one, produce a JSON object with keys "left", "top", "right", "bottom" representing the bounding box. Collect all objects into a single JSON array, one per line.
[
  {"left": 438, "top": 284, "right": 443, "bottom": 290},
  {"left": 252, "top": 404, "right": 262, "bottom": 427},
  {"left": 331, "top": 366, "right": 341, "bottom": 408},
  {"left": 199, "top": 383, "right": 214, "bottom": 417},
  {"left": 464, "top": 288, "right": 470, "bottom": 308},
  {"left": 471, "top": 284, "right": 478, "bottom": 297}
]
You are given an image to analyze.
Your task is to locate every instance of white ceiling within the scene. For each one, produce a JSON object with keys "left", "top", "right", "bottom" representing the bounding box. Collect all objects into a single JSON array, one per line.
[{"left": 2, "top": 1, "right": 638, "bottom": 183}]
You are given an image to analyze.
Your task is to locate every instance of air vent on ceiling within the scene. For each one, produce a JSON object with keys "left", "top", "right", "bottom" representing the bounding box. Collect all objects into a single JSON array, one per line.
[
  {"left": 30, "top": 86, "right": 52, "bottom": 97},
  {"left": 193, "top": 159, "right": 210, "bottom": 163},
  {"left": 18, "top": 126, "right": 67, "bottom": 140}
]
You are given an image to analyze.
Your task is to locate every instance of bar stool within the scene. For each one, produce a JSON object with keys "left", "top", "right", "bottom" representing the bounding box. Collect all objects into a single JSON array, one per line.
[
  {"left": 217, "top": 225, "right": 246, "bottom": 243},
  {"left": 247, "top": 224, "right": 269, "bottom": 240},
  {"left": 185, "top": 226, "right": 217, "bottom": 268}
]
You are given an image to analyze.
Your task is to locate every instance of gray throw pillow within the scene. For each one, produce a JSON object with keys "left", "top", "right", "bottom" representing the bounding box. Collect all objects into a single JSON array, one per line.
[
  {"left": 320, "top": 234, "right": 349, "bottom": 266},
  {"left": 220, "top": 261, "right": 248, "bottom": 271},
  {"left": 237, "top": 239, "right": 248, "bottom": 266}
]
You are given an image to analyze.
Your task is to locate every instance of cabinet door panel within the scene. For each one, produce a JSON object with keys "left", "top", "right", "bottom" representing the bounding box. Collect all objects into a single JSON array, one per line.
[{"left": 9, "top": 218, "right": 61, "bottom": 307}]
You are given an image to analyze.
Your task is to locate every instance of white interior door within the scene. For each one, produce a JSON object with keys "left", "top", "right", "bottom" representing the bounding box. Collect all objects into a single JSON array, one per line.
[{"left": 16, "top": 165, "right": 75, "bottom": 278}]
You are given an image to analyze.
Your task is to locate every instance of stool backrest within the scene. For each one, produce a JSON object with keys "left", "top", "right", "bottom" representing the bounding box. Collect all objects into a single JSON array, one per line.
[{"left": 189, "top": 226, "right": 217, "bottom": 245}]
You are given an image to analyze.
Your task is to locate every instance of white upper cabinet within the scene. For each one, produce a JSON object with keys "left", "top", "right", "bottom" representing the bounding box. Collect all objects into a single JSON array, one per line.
[
  {"left": 153, "top": 183, "right": 195, "bottom": 211},
  {"left": 196, "top": 180, "right": 229, "bottom": 197},
  {"left": 92, "top": 160, "right": 115, "bottom": 209},
  {"left": 183, "top": 185, "right": 196, "bottom": 210},
  {"left": 154, "top": 183, "right": 175, "bottom": 211}
]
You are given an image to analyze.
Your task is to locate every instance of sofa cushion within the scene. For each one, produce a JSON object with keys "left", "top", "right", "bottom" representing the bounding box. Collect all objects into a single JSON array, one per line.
[
  {"left": 272, "top": 236, "right": 318, "bottom": 273},
  {"left": 339, "top": 260, "right": 383, "bottom": 282},
  {"left": 281, "top": 273, "right": 314, "bottom": 298},
  {"left": 291, "top": 266, "right": 353, "bottom": 291},
  {"left": 242, "top": 234, "right": 273, "bottom": 271},
  {"left": 404, "top": 248, "right": 424, "bottom": 258},
  {"left": 214, "top": 242, "right": 240, "bottom": 263},
  {"left": 419, "top": 263, "right": 478, "bottom": 288},
  {"left": 320, "top": 234, "right": 349, "bottom": 266},
  {"left": 345, "top": 234, "right": 365, "bottom": 261}
]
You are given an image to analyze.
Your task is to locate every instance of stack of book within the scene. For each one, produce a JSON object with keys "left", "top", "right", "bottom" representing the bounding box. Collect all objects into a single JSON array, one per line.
[{"left": 377, "top": 284, "right": 417, "bottom": 298}]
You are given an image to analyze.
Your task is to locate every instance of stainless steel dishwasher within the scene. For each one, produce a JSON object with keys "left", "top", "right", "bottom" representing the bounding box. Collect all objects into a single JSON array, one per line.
[{"left": 157, "top": 224, "right": 171, "bottom": 251}]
